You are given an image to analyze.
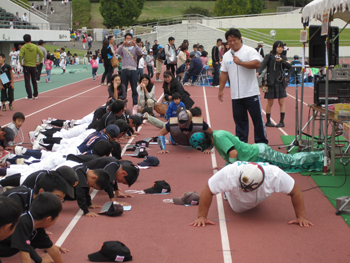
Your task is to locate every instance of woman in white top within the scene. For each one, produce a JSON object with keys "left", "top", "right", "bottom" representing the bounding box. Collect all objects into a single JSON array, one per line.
[
  {"left": 177, "top": 44, "right": 187, "bottom": 68},
  {"left": 137, "top": 74, "right": 156, "bottom": 111}
]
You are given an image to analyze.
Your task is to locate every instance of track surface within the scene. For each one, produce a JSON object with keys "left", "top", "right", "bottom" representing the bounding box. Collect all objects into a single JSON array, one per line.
[{"left": 1, "top": 65, "right": 349, "bottom": 263}]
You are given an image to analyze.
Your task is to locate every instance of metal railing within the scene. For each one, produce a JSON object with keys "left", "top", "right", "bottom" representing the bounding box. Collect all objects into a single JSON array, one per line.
[
  {"left": 0, "top": 20, "right": 69, "bottom": 30},
  {"left": 10, "top": 0, "right": 48, "bottom": 21}
]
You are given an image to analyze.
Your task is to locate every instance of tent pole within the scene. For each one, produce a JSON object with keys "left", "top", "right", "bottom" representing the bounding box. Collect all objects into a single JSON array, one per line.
[{"left": 323, "top": 28, "right": 329, "bottom": 174}]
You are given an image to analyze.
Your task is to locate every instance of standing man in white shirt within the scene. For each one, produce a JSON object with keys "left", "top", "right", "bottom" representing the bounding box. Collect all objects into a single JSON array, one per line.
[
  {"left": 59, "top": 48, "right": 67, "bottom": 74},
  {"left": 22, "top": 13, "right": 29, "bottom": 23},
  {"left": 218, "top": 28, "right": 268, "bottom": 144},
  {"left": 189, "top": 162, "right": 314, "bottom": 227}
]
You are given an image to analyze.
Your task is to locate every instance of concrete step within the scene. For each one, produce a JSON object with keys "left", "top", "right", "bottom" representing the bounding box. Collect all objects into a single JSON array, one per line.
[{"left": 31, "top": 1, "right": 71, "bottom": 25}]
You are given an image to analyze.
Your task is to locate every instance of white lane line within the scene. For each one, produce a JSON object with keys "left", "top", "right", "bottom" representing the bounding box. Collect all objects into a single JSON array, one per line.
[
  {"left": 202, "top": 86, "right": 232, "bottom": 263},
  {"left": 287, "top": 93, "right": 309, "bottom": 107},
  {"left": 261, "top": 109, "right": 288, "bottom": 136},
  {"left": 55, "top": 92, "right": 164, "bottom": 247}
]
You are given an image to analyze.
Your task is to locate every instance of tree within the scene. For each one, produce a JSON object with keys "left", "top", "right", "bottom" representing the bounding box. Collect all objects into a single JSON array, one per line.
[
  {"left": 99, "top": 0, "right": 146, "bottom": 28},
  {"left": 249, "top": 0, "right": 264, "bottom": 14},
  {"left": 214, "top": 0, "right": 251, "bottom": 16}
]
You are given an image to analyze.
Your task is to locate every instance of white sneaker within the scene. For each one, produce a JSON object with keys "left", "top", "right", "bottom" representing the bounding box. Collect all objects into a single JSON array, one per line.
[
  {"left": 0, "top": 150, "right": 11, "bottom": 167},
  {"left": 41, "top": 123, "right": 50, "bottom": 129},
  {"left": 183, "top": 82, "right": 191, "bottom": 86},
  {"left": 34, "top": 125, "right": 43, "bottom": 133},
  {"left": 213, "top": 85, "right": 220, "bottom": 88},
  {"left": 70, "top": 119, "right": 75, "bottom": 128},
  {"left": 14, "top": 146, "right": 24, "bottom": 155},
  {"left": 28, "top": 131, "right": 38, "bottom": 145},
  {"left": 32, "top": 140, "right": 45, "bottom": 150},
  {"left": 63, "top": 121, "right": 69, "bottom": 130},
  {"left": 35, "top": 133, "right": 46, "bottom": 144}
]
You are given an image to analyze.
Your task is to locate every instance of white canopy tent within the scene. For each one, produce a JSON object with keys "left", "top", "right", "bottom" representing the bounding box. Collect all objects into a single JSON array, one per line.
[{"left": 301, "top": 0, "right": 350, "bottom": 174}]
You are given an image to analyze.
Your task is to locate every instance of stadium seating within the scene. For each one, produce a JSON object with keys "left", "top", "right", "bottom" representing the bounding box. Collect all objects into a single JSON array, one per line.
[{"left": 0, "top": 8, "right": 39, "bottom": 30}]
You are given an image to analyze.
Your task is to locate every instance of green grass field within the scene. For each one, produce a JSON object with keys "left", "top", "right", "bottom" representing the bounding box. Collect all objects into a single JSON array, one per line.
[{"left": 43, "top": 44, "right": 87, "bottom": 57}]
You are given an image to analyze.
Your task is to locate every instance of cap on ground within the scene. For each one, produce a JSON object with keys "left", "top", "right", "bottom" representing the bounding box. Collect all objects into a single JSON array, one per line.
[
  {"left": 88, "top": 241, "right": 132, "bottom": 262},
  {"left": 173, "top": 191, "right": 200, "bottom": 205},
  {"left": 144, "top": 180, "right": 171, "bottom": 194},
  {"left": 137, "top": 156, "right": 159, "bottom": 167}
]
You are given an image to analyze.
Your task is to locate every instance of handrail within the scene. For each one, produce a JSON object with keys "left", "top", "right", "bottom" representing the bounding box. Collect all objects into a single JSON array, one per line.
[{"left": 10, "top": 0, "right": 48, "bottom": 21}]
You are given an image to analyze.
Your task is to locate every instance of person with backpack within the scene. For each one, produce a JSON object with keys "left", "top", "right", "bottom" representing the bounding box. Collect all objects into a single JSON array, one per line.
[
  {"left": 165, "top": 37, "right": 177, "bottom": 76},
  {"left": 155, "top": 45, "right": 165, "bottom": 82}
]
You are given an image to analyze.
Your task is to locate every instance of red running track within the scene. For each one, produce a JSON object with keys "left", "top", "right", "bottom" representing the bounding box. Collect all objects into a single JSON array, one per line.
[{"left": 1, "top": 67, "right": 349, "bottom": 263}]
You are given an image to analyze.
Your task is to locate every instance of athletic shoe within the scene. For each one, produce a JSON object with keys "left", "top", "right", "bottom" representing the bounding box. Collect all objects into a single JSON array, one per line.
[
  {"left": 70, "top": 119, "right": 75, "bottom": 128},
  {"left": 37, "top": 80, "right": 40, "bottom": 83},
  {"left": 48, "top": 81, "right": 51, "bottom": 83},
  {"left": 327, "top": 157, "right": 331, "bottom": 171},
  {"left": 26, "top": 97, "right": 33, "bottom": 100},
  {"left": 275, "top": 122, "right": 285, "bottom": 128},
  {"left": 41, "top": 124, "right": 50, "bottom": 129},
  {"left": 142, "top": 112, "right": 149, "bottom": 120},
  {"left": 46, "top": 78, "right": 48, "bottom": 83},
  {"left": 16, "top": 158, "right": 25, "bottom": 165},
  {"left": 2, "top": 105, "right": 6, "bottom": 111},
  {"left": 265, "top": 122, "right": 275, "bottom": 127},
  {"left": 9, "top": 103, "right": 13, "bottom": 110},
  {"left": 14, "top": 146, "right": 24, "bottom": 155},
  {"left": 28, "top": 131, "right": 38, "bottom": 145},
  {"left": 33, "top": 140, "right": 46, "bottom": 150},
  {"left": 183, "top": 82, "right": 191, "bottom": 86},
  {"left": 34, "top": 134, "right": 46, "bottom": 144},
  {"left": 93, "top": 78, "right": 96, "bottom": 81},
  {"left": 63, "top": 121, "right": 69, "bottom": 130},
  {"left": 34, "top": 97, "right": 38, "bottom": 100},
  {"left": 34, "top": 125, "right": 44, "bottom": 133},
  {"left": 0, "top": 150, "right": 11, "bottom": 167},
  {"left": 213, "top": 85, "right": 220, "bottom": 88}
]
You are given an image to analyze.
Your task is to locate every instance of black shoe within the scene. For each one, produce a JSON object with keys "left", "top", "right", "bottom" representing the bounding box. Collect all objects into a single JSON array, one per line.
[
  {"left": 276, "top": 122, "right": 285, "bottom": 128},
  {"left": 265, "top": 122, "right": 275, "bottom": 127}
]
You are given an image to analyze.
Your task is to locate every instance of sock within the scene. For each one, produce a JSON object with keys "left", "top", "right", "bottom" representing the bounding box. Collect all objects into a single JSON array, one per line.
[
  {"left": 266, "top": 113, "right": 271, "bottom": 123},
  {"left": 280, "top": 112, "right": 285, "bottom": 123}
]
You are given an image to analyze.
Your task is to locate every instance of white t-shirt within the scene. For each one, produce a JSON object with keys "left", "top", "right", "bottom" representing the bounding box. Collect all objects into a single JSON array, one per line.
[
  {"left": 208, "top": 161, "right": 295, "bottom": 213},
  {"left": 221, "top": 45, "right": 263, "bottom": 99},
  {"left": 60, "top": 52, "right": 66, "bottom": 61},
  {"left": 138, "top": 57, "right": 144, "bottom": 69}
]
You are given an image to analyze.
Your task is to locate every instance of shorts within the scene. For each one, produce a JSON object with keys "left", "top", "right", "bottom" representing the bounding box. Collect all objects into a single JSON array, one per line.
[{"left": 156, "top": 60, "right": 162, "bottom": 74}]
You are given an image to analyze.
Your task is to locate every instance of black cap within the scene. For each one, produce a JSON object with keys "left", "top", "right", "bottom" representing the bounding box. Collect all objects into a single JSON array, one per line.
[
  {"left": 56, "top": 166, "right": 79, "bottom": 198},
  {"left": 135, "top": 140, "right": 149, "bottom": 148},
  {"left": 144, "top": 180, "right": 171, "bottom": 194},
  {"left": 88, "top": 241, "right": 132, "bottom": 262},
  {"left": 132, "top": 147, "right": 148, "bottom": 158},
  {"left": 99, "top": 201, "right": 124, "bottom": 217},
  {"left": 137, "top": 156, "right": 159, "bottom": 167}
]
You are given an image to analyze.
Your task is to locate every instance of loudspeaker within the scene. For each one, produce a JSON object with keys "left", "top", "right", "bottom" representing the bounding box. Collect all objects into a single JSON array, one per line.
[{"left": 309, "top": 25, "right": 339, "bottom": 67}]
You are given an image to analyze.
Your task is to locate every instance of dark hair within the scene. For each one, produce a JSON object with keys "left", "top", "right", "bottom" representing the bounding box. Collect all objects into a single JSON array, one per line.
[
  {"left": 12, "top": 112, "right": 25, "bottom": 122},
  {"left": 109, "top": 119, "right": 128, "bottom": 134},
  {"left": 31, "top": 192, "right": 62, "bottom": 221},
  {"left": 198, "top": 45, "right": 204, "bottom": 50},
  {"left": 136, "top": 38, "right": 141, "bottom": 43},
  {"left": 46, "top": 54, "right": 51, "bottom": 60},
  {"left": 92, "top": 54, "right": 97, "bottom": 60},
  {"left": 61, "top": 47, "right": 65, "bottom": 51},
  {"left": 225, "top": 28, "right": 241, "bottom": 41},
  {"left": 185, "top": 59, "right": 191, "bottom": 64},
  {"left": 189, "top": 53, "right": 195, "bottom": 59},
  {"left": 272, "top": 41, "right": 284, "bottom": 55},
  {"left": 163, "top": 70, "right": 175, "bottom": 80},
  {"left": 140, "top": 74, "right": 153, "bottom": 92},
  {"left": 168, "top": 36, "right": 175, "bottom": 42},
  {"left": 111, "top": 141, "right": 122, "bottom": 160},
  {"left": 124, "top": 33, "right": 132, "bottom": 39},
  {"left": 190, "top": 106, "right": 202, "bottom": 117},
  {"left": 102, "top": 39, "right": 109, "bottom": 48},
  {"left": 33, "top": 173, "right": 67, "bottom": 195},
  {"left": 109, "top": 100, "right": 125, "bottom": 114},
  {"left": 0, "top": 196, "right": 21, "bottom": 230},
  {"left": 201, "top": 51, "right": 208, "bottom": 57},
  {"left": 217, "top": 38, "right": 222, "bottom": 43},
  {"left": 0, "top": 54, "right": 5, "bottom": 59},
  {"left": 122, "top": 164, "right": 139, "bottom": 187},
  {"left": 141, "top": 107, "right": 153, "bottom": 115},
  {"left": 108, "top": 35, "right": 114, "bottom": 41},
  {"left": 180, "top": 45, "right": 188, "bottom": 52},
  {"left": 92, "top": 169, "right": 110, "bottom": 190},
  {"left": 172, "top": 92, "right": 181, "bottom": 100},
  {"left": 38, "top": 39, "right": 44, "bottom": 45},
  {"left": 111, "top": 74, "right": 122, "bottom": 91},
  {"left": 93, "top": 140, "right": 112, "bottom": 157},
  {"left": 23, "top": 34, "right": 31, "bottom": 43}
]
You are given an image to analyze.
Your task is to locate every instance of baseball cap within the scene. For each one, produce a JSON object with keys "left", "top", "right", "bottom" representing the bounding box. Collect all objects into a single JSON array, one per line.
[
  {"left": 239, "top": 163, "right": 265, "bottom": 192},
  {"left": 99, "top": 201, "right": 124, "bottom": 217},
  {"left": 177, "top": 109, "right": 192, "bottom": 128},
  {"left": 105, "top": 124, "right": 120, "bottom": 139},
  {"left": 137, "top": 156, "right": 159, "bottom": 167},
  {"left": 144, "top": 180, "right": 171, "bottom": 194},
  {"left": 173, "top": 191, "right": 200, "bottom": 205},
  {"left": 122, "top": 164, "right": 139, "bottom": 187},
  {"left": 55, "top": 166, "right": 79, "bottom": 198},
  {"left": 158, "top": 45, "right": 164, "bottom": 50},
  {"left": 131, "top": 147, "right": 148, "bottom": 158},
  {"left": 135, "top": 140, "right": 149, "bottom": 148},
  {"left": 88, "top": 241, "right": 132, "bottom": 262},
  {"left": 149, "top": 49, "right": 153, "bottom": 52},
  {"left": 2, "top": 128, "right": 15, "bottom": 147}
]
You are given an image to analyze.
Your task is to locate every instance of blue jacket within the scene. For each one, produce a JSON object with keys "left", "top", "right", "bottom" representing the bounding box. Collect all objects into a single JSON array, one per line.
[
  {"left": 166, "top": 101, "right": 186, "bottom": 119},
  {"left": 188, "top": 57, "right": 203, "bottom": 75}
]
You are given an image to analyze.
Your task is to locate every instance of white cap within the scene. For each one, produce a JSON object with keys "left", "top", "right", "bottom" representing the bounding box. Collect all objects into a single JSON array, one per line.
[{"left": 239, "top": 163, "right": 265, "bottom": 192}]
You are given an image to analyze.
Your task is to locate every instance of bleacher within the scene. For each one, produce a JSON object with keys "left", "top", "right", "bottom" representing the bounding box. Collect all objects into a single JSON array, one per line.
[{"left": 0, "top": 7, "right": 39, "bottom": 29}]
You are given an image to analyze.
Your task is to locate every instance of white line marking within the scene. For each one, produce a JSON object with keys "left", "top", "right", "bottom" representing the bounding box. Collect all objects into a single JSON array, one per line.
[
  {"left": 287, "top": 93, "right": 308, "bottom": 106},
  {"left": 202, "top": 86, "right": 232, "bottom": 263},
  {"left": 55, "top": 92, "right": 164, "bottom": 247}
]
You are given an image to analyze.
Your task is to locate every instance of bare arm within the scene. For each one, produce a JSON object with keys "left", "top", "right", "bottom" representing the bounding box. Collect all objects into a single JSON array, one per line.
[
  {"left": 189, "top": 184, "right": 215, "bottom": 227},
  {"left": 288, "top": 184, "right": 314, "bottom": 227},
  {"left": 46, "top": 244, "right": 64, "bottom": 263},
  {"left": 218, "top": 71, "right": 228, "bottom": 102},
  {"left": 19, "top": 251, "right": 32, "bottom": 263}
]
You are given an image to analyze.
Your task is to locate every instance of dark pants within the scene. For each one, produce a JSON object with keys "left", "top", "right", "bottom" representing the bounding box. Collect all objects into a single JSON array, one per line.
[
  {"left": 212, "top": 62, "right": 221, "bottom": 86},
  {"left": 55, "top": 59, "right": 59, "bottom": 67},
  {"left": 147, "top": 65, "right": 153, "bottom": 78},
  {"left": 153, "top": 55, "right": 157, "bottom": 68},
  {"left": 23, "top": 66, "right": 38, "bottom": 98},
  {"left": 121, "top": 69, "right": 138, "bottom": 106},
  {"left": 183, "top": 72, "right": 198, "bottom": 84},
  {"left": 166, "top": 63, "right": 176, "bottom": 76},
  {"left": 231, "top": 95, "right": 268, "bottom": 144},
  {"left": 92, "top": 67, "right": 98, "bottom": 78},
  {"left": 101, "top": 63, "right": 113, "bottom": 85},
  {"left": 1, "top": 84, "right": 14, "bottom": 103},
  {"left": 138, "top": 68, "right": 144, "bottom": 82},
  {"left": 36, "top": 63, "right": 43, "bottom": 81},
  {"left": 23, "top": 149, "right": 42, "bottom": 159}
]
